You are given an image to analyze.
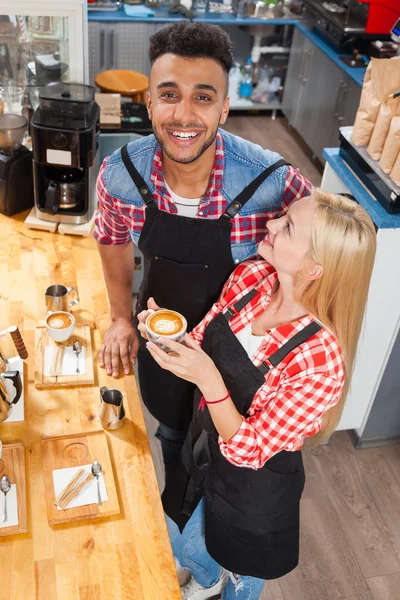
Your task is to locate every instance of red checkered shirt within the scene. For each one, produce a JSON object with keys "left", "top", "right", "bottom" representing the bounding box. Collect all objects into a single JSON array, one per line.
[
  {"left": 93, "top": 132, "right": 313, "bottom": 246},
  {"left": 190, "top": 261, "right": 345, "bottom": 470}
]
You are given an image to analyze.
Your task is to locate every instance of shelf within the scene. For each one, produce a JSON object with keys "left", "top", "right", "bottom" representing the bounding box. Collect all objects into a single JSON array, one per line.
[
  {"left": 253, "top": 46, "right": 290, "bottom": 54},
  {"left": 229, "top": 97, "right": 281, "bottom": 112}
]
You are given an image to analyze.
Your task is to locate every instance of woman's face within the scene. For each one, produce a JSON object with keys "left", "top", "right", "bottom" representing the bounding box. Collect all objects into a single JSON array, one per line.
[{"left": 258, "top": 196, "right": 317, "bottom": 278}]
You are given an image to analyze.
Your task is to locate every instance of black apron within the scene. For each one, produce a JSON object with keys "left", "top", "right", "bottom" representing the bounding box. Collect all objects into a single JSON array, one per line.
[
  {"left": 162, "top": 289, "right": 322, "bottom": 580},
  {"left": 121, "top": 144, "right": 289, "bottom": 430}
]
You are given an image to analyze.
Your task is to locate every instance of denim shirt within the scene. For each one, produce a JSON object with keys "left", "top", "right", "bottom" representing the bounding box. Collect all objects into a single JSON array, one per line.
[{"left": 102, "top": 129, "right": 291, "bottom": 264}]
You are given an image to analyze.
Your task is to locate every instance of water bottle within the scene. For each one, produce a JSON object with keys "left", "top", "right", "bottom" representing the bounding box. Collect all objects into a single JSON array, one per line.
[
  {"left": 239, "top": 58, "right": 253, "bottom": 99},
  {"left": 228, "top": 63, "right": 242, "bottom": 105}
]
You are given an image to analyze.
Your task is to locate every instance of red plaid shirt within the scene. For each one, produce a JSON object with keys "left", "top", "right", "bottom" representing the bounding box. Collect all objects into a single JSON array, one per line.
[
  {"left": 93, "top": 132, "right": 312, "bottom": 246},
  {"left": 190, "top": 261, "right": 345, "bottom": 470}
]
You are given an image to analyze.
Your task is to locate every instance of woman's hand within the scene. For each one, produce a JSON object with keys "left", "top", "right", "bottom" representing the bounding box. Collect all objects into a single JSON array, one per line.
[
  {"left": 137, "top": 297, "right": 161, "bottom": 340},
  {"left": 147, "top": 334, "right": 242, "bottom": 441},
  {"left": 146, "top": 333, "right": 224, "bottom": 392}
]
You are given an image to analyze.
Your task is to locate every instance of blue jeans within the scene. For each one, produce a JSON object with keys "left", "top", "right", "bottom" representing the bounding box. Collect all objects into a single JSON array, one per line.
[{"left": 166, "top": 498, "right": 266, "bottom": 600}]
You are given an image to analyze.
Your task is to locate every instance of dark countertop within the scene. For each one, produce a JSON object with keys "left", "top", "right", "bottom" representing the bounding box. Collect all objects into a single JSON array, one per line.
[{"left": 87, "top": 8, "right": 367, "bottom": 87}]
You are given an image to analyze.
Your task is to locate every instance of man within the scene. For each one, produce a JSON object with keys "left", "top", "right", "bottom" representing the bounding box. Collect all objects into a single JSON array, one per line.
[{"left": 94, "top": 22, "right": 312, "bottom": 479}]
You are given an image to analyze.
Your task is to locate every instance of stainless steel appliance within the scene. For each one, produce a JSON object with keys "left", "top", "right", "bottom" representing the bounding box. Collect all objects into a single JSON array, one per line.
[
  {"left": 339, "top": 126, "right": 400, "bottom": 214},
  {"left": 31, "top": 82, "right": 100, "bottom": 224},
  {"left": 303, "top": 0, "right": 387, "bottom": 52},
  {"left": 0, "top": 114, "right": 34, "bottom": 216},
  {"left": 0, "top": 371, "right": 23, "bottom": 424},
  {"left": 99, "top": 387, "right": 125, "bottom": 430},
  {"left": 0, "top": 327, "right": 25, "bottom": 424}
]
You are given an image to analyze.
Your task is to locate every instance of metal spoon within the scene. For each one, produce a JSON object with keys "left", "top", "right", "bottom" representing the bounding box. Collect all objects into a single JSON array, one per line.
[
  {"left": 0, "top": 475, "right": 11, "bottom": 522},
  {"left": 91, "top": 461, "right": 102, "bottom": 505},
  {"left": 73, "top": 341, "right": 82, "bottom": 374}
]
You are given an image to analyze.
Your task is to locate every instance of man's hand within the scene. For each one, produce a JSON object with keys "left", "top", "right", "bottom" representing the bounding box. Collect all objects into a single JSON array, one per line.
[{"left": 98, "top": 319, "right": 139, "bottom": 377}]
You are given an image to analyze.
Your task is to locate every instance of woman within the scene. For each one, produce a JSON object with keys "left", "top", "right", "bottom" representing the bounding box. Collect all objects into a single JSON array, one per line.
[{"left": 137, "top": 190, "right": 376, "bottom": 600}]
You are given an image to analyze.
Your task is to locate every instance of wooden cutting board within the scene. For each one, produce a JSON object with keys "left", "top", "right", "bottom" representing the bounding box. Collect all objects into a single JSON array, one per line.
[
  {"left": 41, "top": 430, "right": 120, "bottom": 525},
  {"left": 0, "top": 442, "right": 28, "bottom": 536},
  {"left": 34, "top": 324, "right": 94, "bottom": 388}
]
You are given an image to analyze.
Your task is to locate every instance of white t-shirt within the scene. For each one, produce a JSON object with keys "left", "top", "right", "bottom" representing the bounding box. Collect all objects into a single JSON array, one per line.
[
  {"left": 165, "top": 181, "right": 202, "bottom": 218},
  {"left": 235, "top": 323, "right": 264, "bottom": 358}
]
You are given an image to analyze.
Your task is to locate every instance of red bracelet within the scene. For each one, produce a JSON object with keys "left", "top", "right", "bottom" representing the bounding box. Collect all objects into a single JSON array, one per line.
[{"left": 198, "top": 390, "right": 230, "bottom": 412}]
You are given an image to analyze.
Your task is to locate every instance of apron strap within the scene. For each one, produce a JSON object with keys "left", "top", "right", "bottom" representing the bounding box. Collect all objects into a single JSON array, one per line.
[
  {"left": 120, "top": 144, "right": 156, "bottom": 207},
  {"left": 258, "top": 321, "right": 323, "bottom": 375},
  {"left": 221, "top": 159, "right": 290, "bottom": 220},
  {"left": 224, "top": 289, "right": 260, "bottom": 319},
  {"left": 223, "top": 290, "right": 322, "bottom": 373},
  {"left": 182, "top": 429, "right": 210, "bottom": 516}
]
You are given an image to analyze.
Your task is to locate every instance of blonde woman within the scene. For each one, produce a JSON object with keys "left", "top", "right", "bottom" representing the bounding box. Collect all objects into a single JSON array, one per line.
[{"left": 138, "top": 190, "right": 376, "bottom": 600}]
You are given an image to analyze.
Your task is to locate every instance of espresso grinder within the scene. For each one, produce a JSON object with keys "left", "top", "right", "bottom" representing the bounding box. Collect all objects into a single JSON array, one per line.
[
  {"left": 0, "top": 114, "right": 34, "bottom": 216},
  {"left": 31, "top": 83, "right": 100, "bottom": 226}
]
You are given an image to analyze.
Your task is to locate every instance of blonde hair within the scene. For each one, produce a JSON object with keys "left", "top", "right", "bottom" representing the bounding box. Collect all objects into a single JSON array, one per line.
[{"left": 300, "top": 189, "right": 376, "bottom": 444}]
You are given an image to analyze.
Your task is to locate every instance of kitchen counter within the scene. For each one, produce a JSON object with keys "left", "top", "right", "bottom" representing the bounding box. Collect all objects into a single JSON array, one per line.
[
  {"left": 0, "top": 211, "right": 180, "bottom": 600},
  {"left": 323, "top": 148, "right": 400, "bottom": 229},
  {"left": 320, "top": 147, "right": 400, "bottom": 447},
  {"left": 87, "top": 8, "right": 367, "bottom": 87}
]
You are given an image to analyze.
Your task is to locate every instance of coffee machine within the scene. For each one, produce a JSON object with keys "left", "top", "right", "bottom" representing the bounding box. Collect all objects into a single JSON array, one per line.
[
  {"left": 0, "top": 114, "right": 34, "bottom": 216},
  {"left": 31, "top": 82, "right": 100, "bottom": 224}
]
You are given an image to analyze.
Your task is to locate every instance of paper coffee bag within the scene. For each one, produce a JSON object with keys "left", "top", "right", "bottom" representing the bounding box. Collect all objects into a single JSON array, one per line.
[
  {"left": 390, "top": 149, "right": 400, "bottom": 187},
  {"left": 379, "top": 116, "right": 400, "bottom": 174},
  {"left": 352, "top": 58, "right": 400, "bottom": 147},
  {"left": 367, "top": 97, "right": 399, "bottom": 160}
]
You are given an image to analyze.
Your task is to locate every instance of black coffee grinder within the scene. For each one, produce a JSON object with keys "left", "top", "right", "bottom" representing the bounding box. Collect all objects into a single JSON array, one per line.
[
  {"left": 0, "top": 114, "right": 34, "bottom": 216},
  {"left": 31, "top": 82, "right": 100, "bottom": 225}
]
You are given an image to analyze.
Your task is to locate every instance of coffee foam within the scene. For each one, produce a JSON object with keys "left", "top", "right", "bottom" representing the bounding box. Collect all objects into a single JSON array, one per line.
[
  {"left": 148, "top": 311, "right": 184, "bottom": 336},
  {"left": 47, "top": 313, "right": 73, "bottom": 330}
]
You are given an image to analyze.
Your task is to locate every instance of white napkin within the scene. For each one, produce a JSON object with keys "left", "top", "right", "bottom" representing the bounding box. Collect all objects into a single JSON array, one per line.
[
  {"left": 44, "top": 346, "right": 86, "bottom": 376},
  {"left": 52, "top": 464, "right": 108, "bottom": 510},
  {"left": 0, "top": 484, "right": 18, "bottom": 528}
]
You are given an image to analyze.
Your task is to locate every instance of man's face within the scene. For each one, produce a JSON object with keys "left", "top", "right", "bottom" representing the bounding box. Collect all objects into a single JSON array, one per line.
[{"left": 146, "top": 54, "right": 230, "bottom": 165}]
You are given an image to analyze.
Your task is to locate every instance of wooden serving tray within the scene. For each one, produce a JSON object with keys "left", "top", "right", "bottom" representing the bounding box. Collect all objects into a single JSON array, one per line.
[
  {"left": 41, "top": 430, "right": 120, "bottom": 525},
  {"left": 34, "top": 324, "right": 94, "bottom": 388},
  {"left": 0, "top": 442, "right": 28, "bottom": 536}
]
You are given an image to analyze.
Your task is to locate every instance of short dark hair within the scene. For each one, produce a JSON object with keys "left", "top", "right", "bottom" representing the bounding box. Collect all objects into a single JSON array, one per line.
[{"left": 149, "top": 22, "right": 233, "bottom": 75}]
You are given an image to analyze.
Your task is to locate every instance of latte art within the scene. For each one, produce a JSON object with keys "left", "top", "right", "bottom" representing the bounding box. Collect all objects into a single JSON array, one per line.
[
  {"left": 148, "top": 311, "right": 184, "bottom": 336},
  {"left": 47, "top": 313, "right": 73, "bottom": 330}
]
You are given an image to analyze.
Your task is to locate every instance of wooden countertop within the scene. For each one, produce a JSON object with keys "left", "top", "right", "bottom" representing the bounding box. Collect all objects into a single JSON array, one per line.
[{"left": 0, "top": 212, "right": 181, "bottom": 600}]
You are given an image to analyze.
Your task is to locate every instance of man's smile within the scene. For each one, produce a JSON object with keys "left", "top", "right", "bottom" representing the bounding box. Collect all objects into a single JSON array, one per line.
[{"left": 166, "top": 128, "right": 204, "bottom": 146}]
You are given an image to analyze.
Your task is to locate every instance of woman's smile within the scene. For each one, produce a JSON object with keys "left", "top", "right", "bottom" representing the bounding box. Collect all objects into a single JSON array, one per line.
[{"left": 261, "top": 230, "right": 273, "bottom": 248}]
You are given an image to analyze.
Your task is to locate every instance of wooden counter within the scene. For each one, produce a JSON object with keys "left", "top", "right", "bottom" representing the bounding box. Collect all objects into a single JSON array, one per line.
[{"left": 0, "top": 212, "right": 181, "bottom": 600}]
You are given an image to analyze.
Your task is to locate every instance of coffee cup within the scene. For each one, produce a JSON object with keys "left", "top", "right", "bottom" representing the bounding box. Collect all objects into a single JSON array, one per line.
[
  {"left": 45, "top": 311, "right": 75, "bottom": 343},
  {"left": 145, "top": 309, "right": 187, "bottom": 351}
]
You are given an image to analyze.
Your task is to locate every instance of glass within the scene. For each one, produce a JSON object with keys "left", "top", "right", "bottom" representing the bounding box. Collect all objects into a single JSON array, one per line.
[
  {"left": 0, "top": 14, "right": 70, "bottom": 89},
  {"left": 207, "top": 0, "right": 238, "bottom": 15},
  {"left": 193, "top": 0, "right": 208, "bottom": 12},
  {"left": 0, "top": 86, "right": 24, "bottom": 114}
]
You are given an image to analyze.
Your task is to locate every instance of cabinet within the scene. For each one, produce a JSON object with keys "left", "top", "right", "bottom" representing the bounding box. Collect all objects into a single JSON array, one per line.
[
  {"left": 2, "top": 0, "right": 88, "bottom": 83},
  {"left": 321, "top": 159, "right": 400, "bottom": 443},
  {"left": 281, "top": 27, "right": 307, "bottom": 125},
  {"left": 282, "top": 29, "right": 361, "bottom": 162}
]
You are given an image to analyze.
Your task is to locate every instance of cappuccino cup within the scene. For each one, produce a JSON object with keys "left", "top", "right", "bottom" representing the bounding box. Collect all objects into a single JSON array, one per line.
[
  {"left": 145, "top": 309, "right": 187, "bottom": 351},
  {"left": 45, "top": 311, "right": 75, "bottom": 343}
]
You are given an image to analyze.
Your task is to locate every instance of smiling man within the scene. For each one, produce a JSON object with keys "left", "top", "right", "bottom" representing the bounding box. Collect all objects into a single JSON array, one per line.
[{"left": 94, "top": 22, "right": 312, "bottom": 481}]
